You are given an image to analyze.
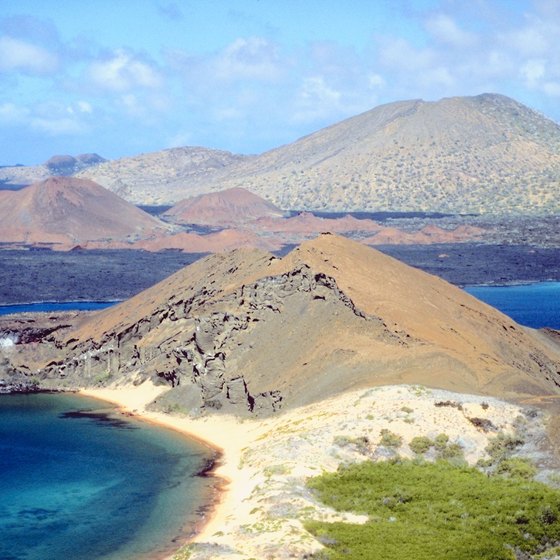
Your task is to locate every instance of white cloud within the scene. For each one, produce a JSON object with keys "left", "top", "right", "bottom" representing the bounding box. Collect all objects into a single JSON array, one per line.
[
  {"left": 31, "top": 116, "right": 84, "bottom": 135},
  {"left": 0, "top": 102, "right": 29, "bottom": 123},
  {"left": 378, "top": 38, "right": 436, "bottom": 72},
  {"left": 520, "top": 59, "right": 546, "bottom": 87},
  {"left": 0, "top": 35, "right": 57, "bottom": 74},
  {"left": 292, "top": 76, "right": 343, "bottom": 123},
  {"left": 425, "top": 14, "right": 477, "bottom": 47},
  {"left": 368, "top": 73, "right": 386, "bottom": 89},
  {"left": 503, "top": 23, "right": 551, "bottom": 57},
  {"left": 76, "top": 101, "right": 93, "bottom": 114},
  {"left": 213, "top": 37, "right": 283, "bottom": 82},
  {"left": 89, "top": 49, "right": 162, "bottom": 92},
  {"left": 543, "top": 82, "right": 560, "bottom": 96},
  {"left": 0, "top": 100, "right": 92, "bottom": 136}
]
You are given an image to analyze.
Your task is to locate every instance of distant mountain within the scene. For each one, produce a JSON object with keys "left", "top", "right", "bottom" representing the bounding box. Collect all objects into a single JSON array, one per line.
[
  {"left": 0, "top": 153, "right": 105, "bottom": 188},
  {"left": 164, "top": 187, "right": 286, "bottom": 226},
  {"left": 0, "top": 177, "right": 168, "bottom": 248},
  {"left": 3, "top": 94, "right": 559, "bottom": 214},
  {"left": 45, "top": 153, "right": 106, "bottom": 176},
  {"left": 76, "top": 146, "right": 250, "bottom": 204},
  {"left": 188, "top": 94, "right": 560, "bottom": 214}
]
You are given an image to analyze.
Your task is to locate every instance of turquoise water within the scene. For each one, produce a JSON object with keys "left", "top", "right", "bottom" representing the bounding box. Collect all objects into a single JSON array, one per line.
[
  {"left": 464, "top": 281, "right": 560, "bottom": 330},
  {"left": 0, "top": 301, "right": 118, "bottom": 315},
  {"left": 0, "top": 393, "right": 214, "bottom": 560}
]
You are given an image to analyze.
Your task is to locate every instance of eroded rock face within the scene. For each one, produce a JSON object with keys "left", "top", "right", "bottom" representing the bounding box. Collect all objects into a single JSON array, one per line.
[
  {"left": 32, "top": 265, "right": 397, "bottom": 415},
  {"left": 4, "top": 236, "right": 559, "bottom": 415}
]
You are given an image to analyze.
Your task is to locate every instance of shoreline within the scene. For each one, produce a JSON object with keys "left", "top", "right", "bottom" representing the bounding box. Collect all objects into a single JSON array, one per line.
[
  {"left": 77, "top": 382, "right": 551, "bottom": 560},
  {"left": 79, "top": 383, "right": 245, "bottom": 559}
]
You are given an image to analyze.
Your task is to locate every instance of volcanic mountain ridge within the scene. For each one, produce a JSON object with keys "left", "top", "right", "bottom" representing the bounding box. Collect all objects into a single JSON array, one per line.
[
  {"left": 78, "top": 93, "right": 560, "bottom": 214},
  {"left": 187, "top": 93, "right": 560, "bottom": 214},
  {"left": 6, "top": 235, "right": 559, "bottom": 416}
]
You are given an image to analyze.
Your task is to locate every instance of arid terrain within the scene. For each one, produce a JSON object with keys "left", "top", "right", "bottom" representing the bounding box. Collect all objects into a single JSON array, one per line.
[
  {"left": 1, "top": 94, "right": 559, "bottom": 215},
  {"left": 0, "top": 176, "right": 170, "bottom": 248},
  {"left": 2, "top": 235, "right": 559, "bottom": 406}
]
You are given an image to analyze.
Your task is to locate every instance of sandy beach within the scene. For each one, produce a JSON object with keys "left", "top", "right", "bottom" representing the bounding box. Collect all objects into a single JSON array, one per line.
[{"left": 79, "top": 380, "right": 552, "bottom": 560}]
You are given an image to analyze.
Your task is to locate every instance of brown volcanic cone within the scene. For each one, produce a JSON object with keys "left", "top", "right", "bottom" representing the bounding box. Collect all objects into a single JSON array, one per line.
[
  {"left": 0, "top": 176, "right": 168, "bottom": 246},
  {"left": 33, "top": 234, "right": 560, "bottom": 415},
  {"left": 164, "top": 187, "right": 285, "bottom": 226}
]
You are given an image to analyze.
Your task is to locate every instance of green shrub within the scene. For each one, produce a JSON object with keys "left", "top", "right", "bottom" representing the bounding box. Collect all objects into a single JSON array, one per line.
[
  {"left": 437, "top": 442, "right": 464, "bottom": 461},
  {"left": 379, "top": 430, "right": 403, "bottom": 449},
  {"left": 306, "top": 460, "right": 560, "bottom": 560},
  {"left": 485, "top": 432, "right": 524, "bottom": 462},
  {"left": 495, "top": 458, "right": 536, "bottom": 480},
  {"left": 434, "top": 433, "right": 449, "bottom": 450},
  {"left": 409, "top": 436, "right": 433, "bottom": 455}
]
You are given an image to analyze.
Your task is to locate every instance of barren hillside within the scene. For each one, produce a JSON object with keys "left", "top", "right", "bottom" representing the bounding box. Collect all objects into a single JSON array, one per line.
[
  {"left": 6, "top": 234, "right": 558, "bottom": 415},
  {"left": 188, "top": 94, "right": 560, "bottom": 214}
]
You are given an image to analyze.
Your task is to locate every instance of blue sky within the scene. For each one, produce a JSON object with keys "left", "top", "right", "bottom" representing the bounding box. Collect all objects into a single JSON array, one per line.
[{"left": 1, "top": 0, "right": 559, "bottom": 165}]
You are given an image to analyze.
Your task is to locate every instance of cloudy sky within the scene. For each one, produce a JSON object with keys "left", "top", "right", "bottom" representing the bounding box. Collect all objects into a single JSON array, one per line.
[{"left": 1, "top": 0, "right": 559, "bottom": 165}]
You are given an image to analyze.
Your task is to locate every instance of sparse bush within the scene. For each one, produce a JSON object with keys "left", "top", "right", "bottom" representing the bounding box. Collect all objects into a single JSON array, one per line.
[
  {"left": 434, "top": 433, "right": 450, "bottom": 450},
  {"left": 434, "top": 400, "right": 463, "bottom": 410},
  {"left": 333, "top": 435, "right": 370, "bottom": 454},
  {"left": 379, "top": 429, "right": 403, "bottom": 449},
  {"left": 409, "top": 436, "right": 433, "bottom": 455},
  {"left": 94, "top": 370, "right": 112, "bottom": 385},
  {"left": 495, "top": 458, "right": 536, "bottom": 480},
  {"left": 467, "top": 417, "right": 496, "bottom": 432}
]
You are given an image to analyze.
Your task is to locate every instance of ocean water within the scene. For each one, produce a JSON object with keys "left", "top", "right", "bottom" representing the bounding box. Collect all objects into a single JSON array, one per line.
[
  {"left": 0, "top": 393, "right": 214, "bottom": 560},
  {"left": 464, "top": 281, "right": 560, "bottom": 330},
  {"left": 0, "top": 301, "right": 118, "bottom": 315}
]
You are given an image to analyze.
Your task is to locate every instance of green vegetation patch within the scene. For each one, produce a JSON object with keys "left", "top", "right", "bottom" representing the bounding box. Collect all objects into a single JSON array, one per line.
[{"left": 306, "top": 459, "right": 560, "bottom": 560}]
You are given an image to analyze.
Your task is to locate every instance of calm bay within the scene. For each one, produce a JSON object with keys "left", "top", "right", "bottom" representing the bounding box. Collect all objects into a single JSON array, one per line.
[{"left": 0, "top": 393, "right": 215, "bottom": 560}]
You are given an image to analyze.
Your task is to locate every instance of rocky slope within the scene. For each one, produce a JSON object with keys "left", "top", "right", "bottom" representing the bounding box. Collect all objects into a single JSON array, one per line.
[
  {"left": 76, "top": 146, "right": 250, "bottom": 204},
  {"left": 0, "top": 153, "right": 105, "bottom": 188},
  {"left": 0, "top": 177, "right": 169, "bottom": 248},
  {"left": 186, "top": 94, "right": 560, "bottom": 214},
  {"left": 2, "top": 235, "right": 559, "bottom": 415},
  {"left": 3, "top": 94, "right": 558, "bottom": 213}
]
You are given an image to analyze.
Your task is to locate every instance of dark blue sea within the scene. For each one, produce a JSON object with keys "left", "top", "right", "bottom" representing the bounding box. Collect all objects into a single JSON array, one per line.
[
  {"left": 464, "top": 281, "right": 560, "bottom": 330},
  {"left": 0, "top": 393, "right": 214, "bottom": 560},
  {"left": 0, "top": 301, "right": 118, "bottom": 315}
]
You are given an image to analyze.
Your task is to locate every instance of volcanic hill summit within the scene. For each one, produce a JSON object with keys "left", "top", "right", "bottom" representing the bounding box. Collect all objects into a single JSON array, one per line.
[
  {"left": 26, "top": 234, "right": 560, "bottom": 416},
  {"left": 0, "top": 176, "right": 168, "bottom": 247},
  {"left": 164, "top": 187, "right": 286, "bottom": 226},
  {"left": 186, "top": 93, "right": 560, "bottom": 214}
]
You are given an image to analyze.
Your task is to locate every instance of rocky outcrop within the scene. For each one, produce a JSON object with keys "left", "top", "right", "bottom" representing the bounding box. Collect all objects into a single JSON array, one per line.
[
  {"left": 2, "top": 235, "right": 560, "bottom": 415},
  {"left": 33, "top": 263, "right": 403, "bottom": 415},
  {"left": 45, "top": 153, "right": 106, "bottom": 176}
]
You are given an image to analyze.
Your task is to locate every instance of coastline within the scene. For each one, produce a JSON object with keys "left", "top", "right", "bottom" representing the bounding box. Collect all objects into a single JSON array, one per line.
[
  {"left": 79, "top": 382, "right": 250, "bottom": 559},
  {"left": 79, "top": 381, "right": 546, "bottom": 560}
]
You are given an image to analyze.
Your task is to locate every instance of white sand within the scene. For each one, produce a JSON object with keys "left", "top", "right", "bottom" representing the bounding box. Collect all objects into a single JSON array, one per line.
[{"left": 82, "top": 382, "right": 532, "bottom": 559}]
